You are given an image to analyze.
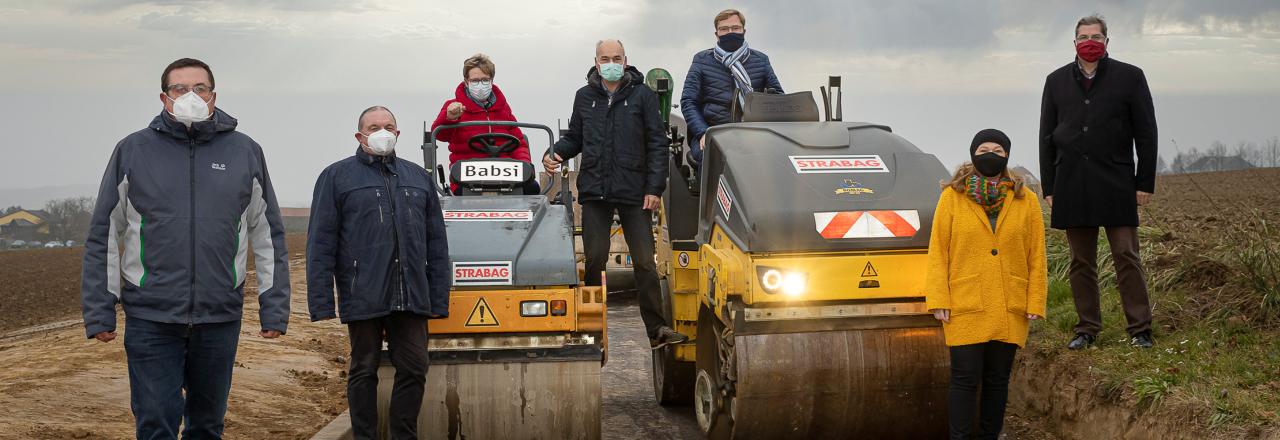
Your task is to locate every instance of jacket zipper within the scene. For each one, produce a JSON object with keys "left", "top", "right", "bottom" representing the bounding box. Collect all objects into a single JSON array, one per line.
[
  {"left": 376, "top": 189, "right": 384, "bottom": 223},
  {"left": 379, "top": 164, "right": 406, "bottom": 311},
  {"left": 351, "top": 259, "right": 358, "bottom": 293},
  {"left": 187, "top": 138, "right": 196, "bottom": 326}
]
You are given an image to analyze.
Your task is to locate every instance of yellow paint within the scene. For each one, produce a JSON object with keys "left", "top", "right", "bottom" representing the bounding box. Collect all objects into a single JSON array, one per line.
[
  {"left": 431, "top": 288, "right": 578, "bottom": 335},
  {"left": 744, "top": 251, "right": 929, "bottom": 304}
]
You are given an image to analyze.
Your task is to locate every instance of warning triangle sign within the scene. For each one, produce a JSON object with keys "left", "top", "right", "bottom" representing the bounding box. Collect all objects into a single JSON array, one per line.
[
  {"left": 861, "top": 262, "right": 878, "bottom": 278},
  {"left": 464, "top": 297, "right": 500, "bottom": 327}
]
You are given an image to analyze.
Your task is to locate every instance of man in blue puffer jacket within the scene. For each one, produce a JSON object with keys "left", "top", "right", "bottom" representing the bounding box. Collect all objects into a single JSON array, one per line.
[
  {"left": 81, "top": 58, "right": 291, "bottom": 439},
  {"left": 681, "top": 8, "right": 783, "bottom": 165},
  {"left": 307, "top": 105, "right": 451, "bottom": 440}
]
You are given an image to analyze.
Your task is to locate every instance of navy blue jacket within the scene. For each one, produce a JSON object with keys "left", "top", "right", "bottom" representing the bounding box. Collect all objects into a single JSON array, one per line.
[
  {"left": 681, "top": 48, "right": 783, "bottom": 161},
  {"left": 81, "top": 109, "right": 291, "bottom": 338},
  {"left": 306, "top": 148, "right": 451, "bottom": 322}
]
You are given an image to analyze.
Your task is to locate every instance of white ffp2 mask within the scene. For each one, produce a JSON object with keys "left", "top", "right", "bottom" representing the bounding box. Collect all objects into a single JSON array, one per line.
[
  {"left": 364, "top": 129, "right": 398, "bottom": 155},
  {"left": 167, "top": 91, "right": 212, "bottom": 127}
]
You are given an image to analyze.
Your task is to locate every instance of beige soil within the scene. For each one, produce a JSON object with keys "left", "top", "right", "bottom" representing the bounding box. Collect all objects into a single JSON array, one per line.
[{"left": 0, "top": 254, "right": 351, "bottom": 440}]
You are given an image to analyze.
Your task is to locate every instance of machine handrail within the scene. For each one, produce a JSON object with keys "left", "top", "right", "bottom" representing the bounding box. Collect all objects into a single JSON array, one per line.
[{"left": 422, "top": 121, "right": 573, "bottom": 220}]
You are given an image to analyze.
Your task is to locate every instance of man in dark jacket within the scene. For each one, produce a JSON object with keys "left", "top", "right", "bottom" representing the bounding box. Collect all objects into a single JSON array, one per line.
[
  {"left": 81, "top": 58, "right": 291, "bottom": 439},
  {"left": 543, "top": 39, "right": 685, "bottom": 347},
  {"left": 307, "top": 106, "right": 451, "bottom": 440},
  {"left": 1039, "top": 15, "right": 1158, "bottom": 350},
  {"left": 681, "top": 8, "right": 783, "bottom": 165}
]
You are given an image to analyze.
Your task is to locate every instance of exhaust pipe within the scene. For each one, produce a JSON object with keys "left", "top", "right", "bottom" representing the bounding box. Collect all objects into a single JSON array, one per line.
[{"left": 830, "top": 76, "right": 843, "bottom": 122}]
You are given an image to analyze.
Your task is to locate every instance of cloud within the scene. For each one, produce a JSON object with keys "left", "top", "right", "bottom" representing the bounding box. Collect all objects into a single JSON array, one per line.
[
  {"left": 65, "top": 0, "right": 382, "bottom": 14},
  {"left": 628, "top": 0, "right": 1280, "bottom": 55}
]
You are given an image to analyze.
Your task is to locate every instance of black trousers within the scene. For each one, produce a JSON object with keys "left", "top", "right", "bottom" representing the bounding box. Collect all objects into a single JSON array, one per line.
[
  {"left": 347, "top": 312, "right": 429, "bottom": 440},
  {"left": 581, "top": 201, "right": 665, "bottom": 338},
  {"left": 948, "top": 341, "right": 1018, "bottom": 440}
]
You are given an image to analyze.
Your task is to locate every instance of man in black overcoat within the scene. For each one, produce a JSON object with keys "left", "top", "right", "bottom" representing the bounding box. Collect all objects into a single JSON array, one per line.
[{"left": 1039, "top": 14, "right": 1158, "bottom": 350}]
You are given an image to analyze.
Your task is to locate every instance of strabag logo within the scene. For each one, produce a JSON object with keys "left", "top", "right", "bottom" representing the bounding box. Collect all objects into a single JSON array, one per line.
[
  {"left": 459, "top": 161, "right": 524, "bottom": 182},
  {"left": 443, "top": 210, "right": 533, "bottom": 222},
  {"left": 453, "top": 261, "right": 513, "bottom": 286},
  {"left": 789, "top": 155, "right": 889, "bottom": 174},
  {"left": 716, "top": 175, "right": 734, "bottom": 216}
]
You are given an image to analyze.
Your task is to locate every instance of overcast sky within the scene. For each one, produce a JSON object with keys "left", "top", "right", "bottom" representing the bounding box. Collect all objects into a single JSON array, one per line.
[{"left": 1, "top": 0, "right": 1278, "bottom": 207}]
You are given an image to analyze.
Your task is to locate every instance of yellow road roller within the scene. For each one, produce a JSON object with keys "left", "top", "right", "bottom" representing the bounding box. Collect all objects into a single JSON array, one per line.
[
  {"left": 651, "top": 79, "right": 952, "bottom": 438},
  {"left": 373, "top": 121, "right": 607, "bottom": 439}
]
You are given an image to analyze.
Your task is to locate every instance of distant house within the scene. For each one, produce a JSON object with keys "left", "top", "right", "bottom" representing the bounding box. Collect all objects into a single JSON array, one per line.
[
  {"left": 1011, "top": 166, "right": 1043, "bottom": 197},
  {"left": 1185, "top": 155, "right": 1254, "bottom": 174},
  {"left": 279, "top": 207, "right": 310, "bottom": 233},
  {"left": 0, "top": 209, "right": 51, "bottom": 240}
]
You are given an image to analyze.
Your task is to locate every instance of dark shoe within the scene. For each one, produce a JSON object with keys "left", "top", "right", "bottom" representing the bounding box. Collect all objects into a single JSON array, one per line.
[
  {"left": 1067, "top": 333, "right": 1095, "bottom": 350},
  {"left": 650, "top": 326, "right": 689, "bottom": 349},
  {"left": 1130, "top": 331, "right": 1154, "bottom": 348}
]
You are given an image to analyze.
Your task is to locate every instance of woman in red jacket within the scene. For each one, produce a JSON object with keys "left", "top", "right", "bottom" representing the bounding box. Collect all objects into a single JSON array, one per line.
[{"left": 431, "top": 53, "right": 538, "bottom": 195}]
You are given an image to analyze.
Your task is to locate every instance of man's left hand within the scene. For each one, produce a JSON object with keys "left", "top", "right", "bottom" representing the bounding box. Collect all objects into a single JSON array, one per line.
[
  {"left": 643, "top": 195, "right": 660, "bottom": 211},
  {"left": 1136, "top": 191, "right": 1153, "bottom": 206},
  {"left": 260, "top": 330, "right": 281, "bottom": 339}
]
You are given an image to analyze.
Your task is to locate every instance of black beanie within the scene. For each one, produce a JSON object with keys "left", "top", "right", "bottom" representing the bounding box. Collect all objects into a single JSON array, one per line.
[{"left": 970, "top": 128, "right": 1011, "bottom": 157}]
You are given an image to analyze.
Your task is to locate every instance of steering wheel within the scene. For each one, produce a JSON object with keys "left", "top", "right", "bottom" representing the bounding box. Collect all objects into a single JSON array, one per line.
[{"left": 467, "top": 133, "right": 522, "bottom": 158}]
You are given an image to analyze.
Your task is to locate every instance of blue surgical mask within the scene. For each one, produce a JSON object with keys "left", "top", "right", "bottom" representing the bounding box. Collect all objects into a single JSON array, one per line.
[{"left": 599, "top": 63, "right": 624, "bottom": 82}]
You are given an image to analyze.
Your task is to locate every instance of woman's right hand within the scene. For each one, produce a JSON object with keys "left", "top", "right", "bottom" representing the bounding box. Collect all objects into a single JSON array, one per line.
[
  {"left": 931, "top": 309, "right": 950, "bottom": 324},
  {"left": 446, "top": 102, "right": 464, "bottom": 120}
]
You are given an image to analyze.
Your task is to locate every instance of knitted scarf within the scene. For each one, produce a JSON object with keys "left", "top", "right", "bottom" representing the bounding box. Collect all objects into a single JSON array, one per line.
[
  {"left": 713, "top": 41, "right": 753, "bottom": 108},
  {"left": 963, "top": 174, "right": 1014, "bottom": 217}
]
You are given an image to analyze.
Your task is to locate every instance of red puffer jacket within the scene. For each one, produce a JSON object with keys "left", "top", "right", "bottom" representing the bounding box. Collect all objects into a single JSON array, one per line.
[{"left": 431, "top": 82, "right": 532, "bottom": 166}]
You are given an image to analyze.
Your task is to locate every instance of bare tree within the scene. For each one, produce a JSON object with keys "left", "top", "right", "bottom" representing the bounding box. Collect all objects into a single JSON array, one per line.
[
  {"left": 43, "top": 197, "right": 94, "bottom": 242},
  {"left": 1236, "top": 140, "right": 1262, "bottom": 167},
  {"left": 1, "top": 206, "right": 21, "bottom": 216},
  {"left": 1208, "top": 141, "right": 1228, "bottom": 157},
  {"left": 1264, "top": 136, "right": 1274, "bottom": 167}
]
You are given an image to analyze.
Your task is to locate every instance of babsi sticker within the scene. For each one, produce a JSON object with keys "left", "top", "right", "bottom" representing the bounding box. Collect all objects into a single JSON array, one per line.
[
  {"left": 790, "top": 155, "right": 889, "bottom": 174},
  {"left": 453, "top": 261, "right": 513, "bottom": 286},
  {"left": 459, "top": 161, "right": 524, "bottom": 182},
  {"left": 444, "top": 210, "right": 533, "bottom": 222}
]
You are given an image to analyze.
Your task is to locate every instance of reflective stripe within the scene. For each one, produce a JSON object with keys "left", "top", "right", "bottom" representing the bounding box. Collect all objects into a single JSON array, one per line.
[
  {"left": 814, "top": 210, "right": 920, "bottom": 239},
  {"left": 245, "top": 177, "right": 275, "bottom": 295},
  {"left": 117, "top": 176, "right": 147, "bottom": 288}
]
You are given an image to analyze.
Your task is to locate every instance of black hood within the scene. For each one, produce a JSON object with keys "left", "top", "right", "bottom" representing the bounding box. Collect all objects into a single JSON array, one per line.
[
  {"left": 149, "top": 107, "right": 238, "bottom": 143},
  {"left": 585, "top": 65, "right": 645, "bottom": 92}
]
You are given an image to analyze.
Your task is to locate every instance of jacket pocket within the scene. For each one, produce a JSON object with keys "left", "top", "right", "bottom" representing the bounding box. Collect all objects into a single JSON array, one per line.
[
  {"left": 1005, "top": 275, "right": 1029, "bottom": 314},
  {"left": 948, "top": 273, "right": 984, "bottom": 316}
]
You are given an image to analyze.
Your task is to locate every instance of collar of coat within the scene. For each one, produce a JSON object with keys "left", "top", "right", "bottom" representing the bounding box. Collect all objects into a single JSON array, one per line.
[
  {"left": 1070, "top": 55, "right": 1111, "bottom": 82},
  {"left": 149, "top": 108, "right": 238, "bottom": 143},
  {"left": 584, "top": 65, "right": 644, "bottom": 98},
  {"left": 355, "top": 146, "right": 400, "bottom": 170}
]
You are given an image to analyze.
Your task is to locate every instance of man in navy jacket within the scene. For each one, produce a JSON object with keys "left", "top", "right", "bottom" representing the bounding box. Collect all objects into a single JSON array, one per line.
[
  {"left": 307, "top": 106, "right": 451, "bottom": 440},
  {"left": 681, "top": 8, "right": 783, "bottom": 165},
  {"left": 81, "top": 58, "right": 291, "bottom": 439}
]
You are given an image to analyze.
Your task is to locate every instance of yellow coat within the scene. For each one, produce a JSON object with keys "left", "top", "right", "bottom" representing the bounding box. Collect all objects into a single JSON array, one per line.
[{"left": 924, "top": 186, "right": 1048, "bottom": 347}]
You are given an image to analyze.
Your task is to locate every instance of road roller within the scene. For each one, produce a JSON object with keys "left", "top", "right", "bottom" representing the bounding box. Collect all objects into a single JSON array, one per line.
[
  {"left": 650, "top": 78, "right": 952, "bottom": 438},
  {"left": 373, "top": 121, "right": 606, "bottom": 439}
]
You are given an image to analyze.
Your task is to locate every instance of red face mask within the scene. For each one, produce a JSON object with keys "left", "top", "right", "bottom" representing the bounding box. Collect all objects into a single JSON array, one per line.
[{"left": 1076, "top": 39, "right": 1107, "bottom": 62}]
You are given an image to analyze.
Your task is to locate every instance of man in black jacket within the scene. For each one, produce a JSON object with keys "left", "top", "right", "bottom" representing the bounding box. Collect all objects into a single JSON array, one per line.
[
  {"left": 543, "top": 39, "right": 685, "bottom": 347},
  {"left": 1039, "top": 15, "right": 1158, "bottom": 350},
  {"left": 307, "top": 106, "right": 451, "bottom": 440}
]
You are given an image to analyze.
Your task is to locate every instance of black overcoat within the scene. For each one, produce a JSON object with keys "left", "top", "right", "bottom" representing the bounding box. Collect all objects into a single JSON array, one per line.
[{"left": 1039, "top": 56, "right": 1158, "bottom": 229}]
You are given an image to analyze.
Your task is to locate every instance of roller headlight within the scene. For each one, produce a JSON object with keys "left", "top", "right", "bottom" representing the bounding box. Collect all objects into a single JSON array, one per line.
[
  {"left": 520, "top": 300, "right": 548, "bottom": 317},
  {"left": 757, "top": 267, "right": 807, "bottom": 297}
]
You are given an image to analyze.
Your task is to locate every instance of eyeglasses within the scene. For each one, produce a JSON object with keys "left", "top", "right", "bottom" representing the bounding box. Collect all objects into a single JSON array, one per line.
[
  {"left": 1075, "top": 34, "right": 1106, "bottom": 43},
  {"left": 717, "top": 25, "right": 744, "bottom": 33},
  {"left": 467, "top": 79, "right": 492, "bottom": 86},
  {"left": 166, "top": 84, "right": 213, "bottom": 96}
]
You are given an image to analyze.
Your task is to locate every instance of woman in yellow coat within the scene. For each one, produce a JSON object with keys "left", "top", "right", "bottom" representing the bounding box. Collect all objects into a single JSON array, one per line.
[{"left": 925, "top": 129, "right": 1048, "bottom": 440}]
